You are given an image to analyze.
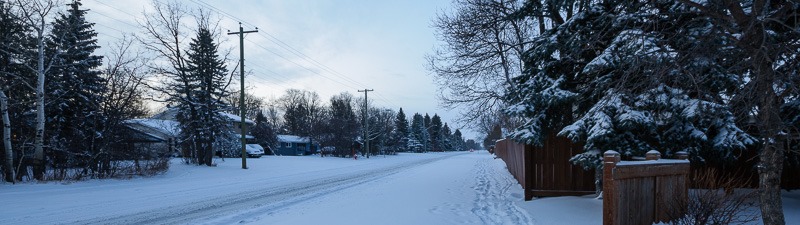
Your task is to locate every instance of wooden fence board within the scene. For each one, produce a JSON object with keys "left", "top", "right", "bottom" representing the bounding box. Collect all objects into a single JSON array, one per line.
[
  {"left": 494, "top": 138, "right": 596, "bottom": 201},
  {"left": 603, "top": 151, "right": 690, "bottom": 225}
]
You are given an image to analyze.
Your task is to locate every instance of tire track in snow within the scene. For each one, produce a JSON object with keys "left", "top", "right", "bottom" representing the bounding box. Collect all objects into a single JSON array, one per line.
[
  {"left": 72, "top": 153, "right": 464, "bottom": 225},
  {"left": 471, "top": 158, "right": 534, "bottom": 225}
]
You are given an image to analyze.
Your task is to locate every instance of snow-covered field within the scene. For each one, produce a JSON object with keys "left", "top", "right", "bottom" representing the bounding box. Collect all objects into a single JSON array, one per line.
[{"left": 2, "top": 151, "right": 799, "bottom": 225}]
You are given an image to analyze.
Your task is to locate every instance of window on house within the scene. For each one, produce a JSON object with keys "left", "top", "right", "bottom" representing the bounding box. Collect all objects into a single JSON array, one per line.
[{"left": 283, "top": 142, "right": 291, "bottom": 147}]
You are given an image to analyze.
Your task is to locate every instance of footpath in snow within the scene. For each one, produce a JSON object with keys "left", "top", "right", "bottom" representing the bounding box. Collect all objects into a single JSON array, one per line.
[{"left": 0, "top": 151, "right": 534, "bottom": 225}]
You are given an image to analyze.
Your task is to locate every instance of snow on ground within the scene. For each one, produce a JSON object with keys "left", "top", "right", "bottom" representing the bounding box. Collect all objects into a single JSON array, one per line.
[
  {"left": 0, "top": 151, "right": 533, "bottom": 225},
  {"left": 2, "top": 150, "right": 798, "bottom": 225},
  {"left": 254, "top": 151, "right": 532, "bottom": 225}
]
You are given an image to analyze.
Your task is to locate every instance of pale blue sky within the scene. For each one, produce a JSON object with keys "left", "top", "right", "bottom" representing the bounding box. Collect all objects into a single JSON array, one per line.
[{"left": 82, "top": 0, "right": 479, "bottom": 139}]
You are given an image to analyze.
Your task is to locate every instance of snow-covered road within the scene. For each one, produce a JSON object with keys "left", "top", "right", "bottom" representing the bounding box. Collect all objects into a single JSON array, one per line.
[{"left": 1, "top": 151, "right": 533, "bottom": 225}]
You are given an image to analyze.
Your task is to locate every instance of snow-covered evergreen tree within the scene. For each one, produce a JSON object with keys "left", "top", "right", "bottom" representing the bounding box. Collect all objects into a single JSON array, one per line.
[
  {"left": 250, "top": 111, "right": 277, "bottom": 154},
  {"left": 410, "top": 113, "right": 427, "bottom": 153},
  {"left": 441, "top": 123, "right": 452, "bottom": 151},
  {"left": 393, "top": 108, "right": 409, "bottom": 151},
  {"left": 503, "top": 1, "right": 799, "bottom": 221},
  {"left": 452, "top": 128, "right": 465, "bottom": 151},
  {"left": 423, "top": 114, "right": 432, "bottom": 152},
  {"left": 46, "top": 0, "right": 106, "bottom": 169},
  {"left": 506, "top": 1, "right": 754, "bottom": 181},
  {"left": 406, "top": 135, "right": 423, "bottom": 153},
  {"left": 430, "top": 114, "right": 443, "bottom": 151},
  {"left": 178, "top": 26, "right": 232, "bottom": 166}
]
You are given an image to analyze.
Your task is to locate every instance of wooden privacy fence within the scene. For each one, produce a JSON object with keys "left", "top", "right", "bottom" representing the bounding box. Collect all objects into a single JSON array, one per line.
[
  {"left": 494, "top": 137, "right": 595, "bottom": 200},
  {"left": 602, "top": 150, "right": 690, "bottom": 225},
  {"left": 690, "top": 141, "right": 800, "bottom": 190}
]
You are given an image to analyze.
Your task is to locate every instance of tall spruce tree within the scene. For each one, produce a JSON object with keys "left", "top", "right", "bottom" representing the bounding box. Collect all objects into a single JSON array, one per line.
[
  {"left": 46, "top": 0, "right": 106, "bottom": 170},
  {"left": 393, "top": 108, "right": 409, "bottom": 151},
  {"left": 180, "top": 26, "right": 231, "bottom": 166},
  {"left": 325, "top": 92, "right": 359, "bottom": 154},
  {"left": 423, "top": 113, "right": 432, "bottom": 151},
  {"left": 441, "top": 122, "right": 452, "bottom": 151},
  {"left": 430, "top": 114, "right": 443, "bottom": 151},
  {"left": 250, "top": 111, "right": 277, "bottom": 154},
  {"left": 453, "top": 129, "right": 465, "bottom": 151},
  {"left": 410, "top": 113, "right": 426, "bottom": 152}
]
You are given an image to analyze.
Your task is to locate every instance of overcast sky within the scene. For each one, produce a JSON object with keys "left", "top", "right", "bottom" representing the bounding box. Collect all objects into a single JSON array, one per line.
[{"left": 79, "top": 0, "right": 482, "bottom": 140}]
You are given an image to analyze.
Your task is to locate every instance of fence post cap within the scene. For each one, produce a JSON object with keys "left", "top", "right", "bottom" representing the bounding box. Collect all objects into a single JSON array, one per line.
[
  {"left": 675, "top": 151, "right": 689, "bottom": 160},
  {"left": 645, "top": 150, "right": 661, "bottom": 160},
  {"left": 603, "top": 150, "right": 620, "bottom": 156},
  {"left": 603, "top": 150, "right": 620, "bottom": 163}
]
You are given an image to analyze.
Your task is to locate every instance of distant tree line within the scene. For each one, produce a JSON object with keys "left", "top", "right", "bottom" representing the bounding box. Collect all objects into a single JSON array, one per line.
[{"left": 247, "top": 88, "right": 477, "bottom": 158}]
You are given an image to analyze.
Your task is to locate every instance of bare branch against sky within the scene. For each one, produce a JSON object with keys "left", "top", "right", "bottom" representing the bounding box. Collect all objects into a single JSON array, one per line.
[{"left": 81, "top": 0, "right": 482, "bottom": 139}]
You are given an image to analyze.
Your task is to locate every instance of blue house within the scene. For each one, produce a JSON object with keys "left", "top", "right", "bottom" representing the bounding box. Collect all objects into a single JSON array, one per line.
[{"left": 275, "top": 135, "right": 315, "bottom": 156}]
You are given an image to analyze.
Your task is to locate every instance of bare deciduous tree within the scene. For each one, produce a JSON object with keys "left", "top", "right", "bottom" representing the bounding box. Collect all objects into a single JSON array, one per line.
[
  {"left": 14, "top": 0, "right": 60, "bottom": 180},
  {"left": 224, "top": 91, "right": 264, "bottom": 120},
  {"left": 427, "top": 0, "right": 533, "bottom": 128},
  {"left": 102, "top": 35, "right": 151, "bottom": 121},
  {"left": 278, "top": 89, "right": 322, "bottom": 138}
]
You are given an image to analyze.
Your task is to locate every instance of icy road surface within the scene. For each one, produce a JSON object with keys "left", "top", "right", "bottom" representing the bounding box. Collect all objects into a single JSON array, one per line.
[{"left": 1, "top": 151, "right": 533, "bottom": 225}]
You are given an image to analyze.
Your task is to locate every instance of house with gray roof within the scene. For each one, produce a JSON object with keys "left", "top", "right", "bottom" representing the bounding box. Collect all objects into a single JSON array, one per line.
[{"left": 275, "top": 135, "right": 317, "bottom": 156}]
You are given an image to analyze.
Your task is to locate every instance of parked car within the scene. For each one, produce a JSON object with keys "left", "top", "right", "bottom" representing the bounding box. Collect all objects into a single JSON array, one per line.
[
  {"left": 245, "top": 144, "right": 265, "bottom": 158},
  {"left": 216, "top": 143, "right": 265, "bottom": 158}
]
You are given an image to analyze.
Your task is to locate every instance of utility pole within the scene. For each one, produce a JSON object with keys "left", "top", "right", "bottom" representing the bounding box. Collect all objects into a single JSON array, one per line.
[
  {"left": 358, "top": 89, "right": 373, "bottom": 158},
  {"left": 228, "top": 22, "right": 257, "bottom": 169}
]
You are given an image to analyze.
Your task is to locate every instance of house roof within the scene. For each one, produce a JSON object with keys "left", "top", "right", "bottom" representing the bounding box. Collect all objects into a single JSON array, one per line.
[
  {"left": 220, "top": 112, "right": 256, "bottom": 125},
  {"left": 278, "top": 135, "right": 310, "bottom": 143},
  {"left": 152, "top": 108, "right": 255, "bottom": 125},
  {"left": 124, "top": 119, "right": 180, "bottom": 142}
]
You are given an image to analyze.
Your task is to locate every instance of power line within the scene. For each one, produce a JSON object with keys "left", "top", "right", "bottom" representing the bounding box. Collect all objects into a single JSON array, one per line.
[
  {"left": 86, "top": 3, "right": 139, "bottom": 28},
  {"left": 96, "top": 32, "right": 123, "bottom": 41},
  {"left": 188, "top": 0, "right": 399, "bottom": 106},
  {"left": 132, "top": 0, "right": 402, "bottom": 110},
  {"left": 242, "top": 38, "right": 361, "bottom": 91},
  {"left": 89, "top": 0, "right": 141, "bottom": 19}
]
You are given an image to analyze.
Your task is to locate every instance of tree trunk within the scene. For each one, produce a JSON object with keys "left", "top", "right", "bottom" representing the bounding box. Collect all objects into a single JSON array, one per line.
[
  {"left": 33, "top": 28, "right": 46, "bottom": 180},
  {"left": 203, "top": 141, "right": 212, "bottom": 166},
  {"left": 754, "top": 49, "right": 785, "bottom": 225},
  {"left": 1, "top": 90, "right": 14, "bottom": 183},
  {"left": 758, "top": 139, "right": 785, "bottom": 225},
  {"left": 594, "top": 166, "right": 602, "bottom": 197},
  {"left": 196, "top": 140, "right": 206, "bottom": 166},
  {"left": 755, "top": 89, "right": 786, "bottom": 225}
]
